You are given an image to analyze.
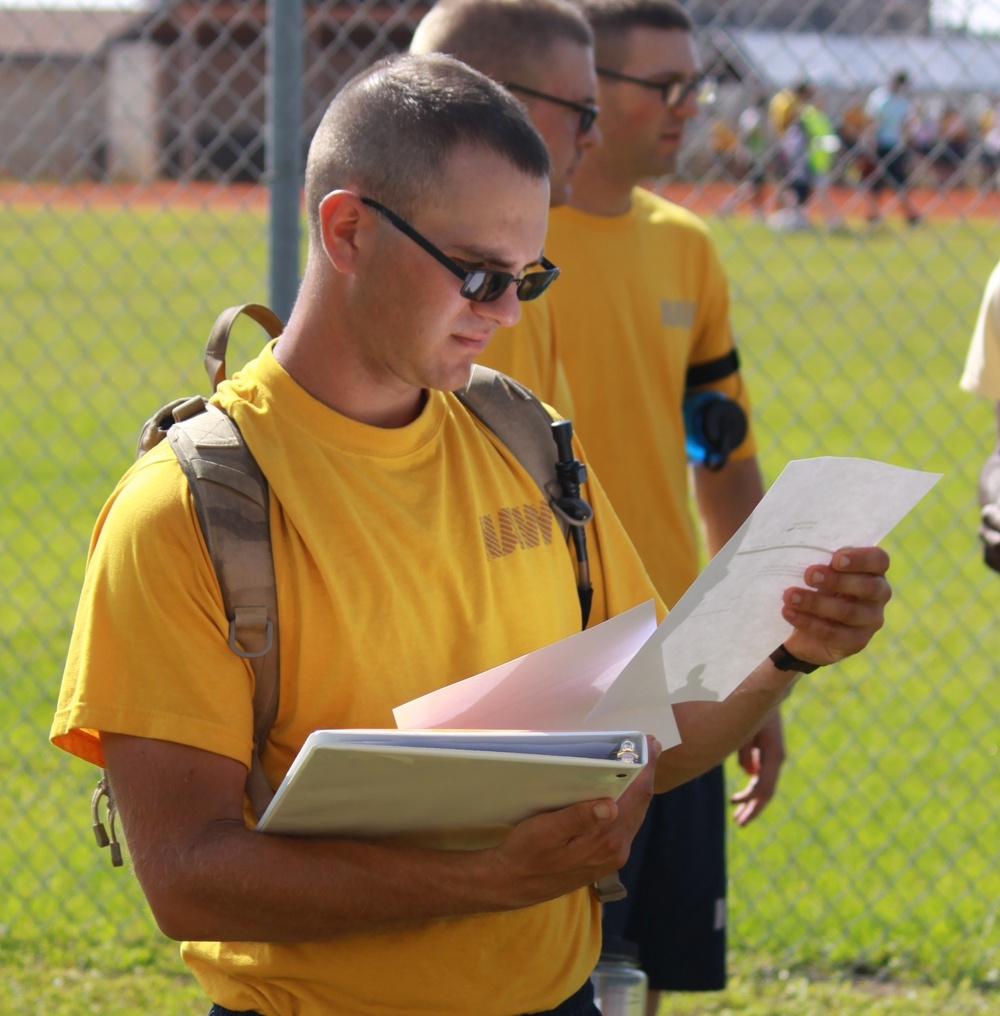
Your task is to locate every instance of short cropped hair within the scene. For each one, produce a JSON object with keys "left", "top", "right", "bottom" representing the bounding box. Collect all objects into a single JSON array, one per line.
[
  {"left": 303, "top": 53, "right": 551, "bottom": 244},
  {"left": 409, "top": 0, "right": 593, "bottom": 85},
  {"left": 573, "top": 0, "right": 692, "bottom": 66}
]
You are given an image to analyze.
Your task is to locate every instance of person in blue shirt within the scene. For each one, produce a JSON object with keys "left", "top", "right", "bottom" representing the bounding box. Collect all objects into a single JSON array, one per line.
[{"left": 864, "top": 69, "right": 921, "bottom": 225}]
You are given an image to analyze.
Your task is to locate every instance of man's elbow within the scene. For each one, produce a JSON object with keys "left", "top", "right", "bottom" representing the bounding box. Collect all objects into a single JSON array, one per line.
[
  {"left": 128, "top": 837, "right": 240, "bottom": 942},
  {"left": 653, "top": 755, "right": 712, "bottom": 795},
  {"left": 133, "top": 865, "right": 222, "bottom": 941}
]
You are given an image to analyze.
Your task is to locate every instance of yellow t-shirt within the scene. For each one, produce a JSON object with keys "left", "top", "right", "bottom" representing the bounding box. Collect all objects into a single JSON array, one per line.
[
  {"left": 479, "top": 290, "right": 577, "bottom": 418},
  {"left": 542, "top": 190, "right": 757, "bottom": 607},
  {"left": 52, "top": 343, "right": 663, "bottom": 1016}
]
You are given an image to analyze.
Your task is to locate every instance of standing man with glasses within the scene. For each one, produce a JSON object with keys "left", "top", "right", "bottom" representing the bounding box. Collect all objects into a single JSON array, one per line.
[
  {"left": 410, "top": 0, "right": 602, "bottom": 416},
  {"left": 480, "top": 2, "right": 780, "bottom": 1011},
  {"left": 51, "top": 51, "right": 894, "bottom": 1016}
]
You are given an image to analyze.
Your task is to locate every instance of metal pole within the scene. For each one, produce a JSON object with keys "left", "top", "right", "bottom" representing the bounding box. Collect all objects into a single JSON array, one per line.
[{"left": 266, "top": 0, "right": 303, "bottom": 323}]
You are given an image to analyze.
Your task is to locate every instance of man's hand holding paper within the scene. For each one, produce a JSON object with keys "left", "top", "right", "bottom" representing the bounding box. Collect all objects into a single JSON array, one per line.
[
  {"left": 396, "top": 458, "right": 935, "bottom": 798},
  {"left": 779, "top": 545, "right": 892, "bottom": 668},
  {"left": 654, "top": 543, "right": 894, "bottom": 794}
]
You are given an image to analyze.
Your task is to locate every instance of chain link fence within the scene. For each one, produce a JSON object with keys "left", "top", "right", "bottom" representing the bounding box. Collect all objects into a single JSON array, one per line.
[{"left": 3, "top": 0, "right": 997, "bottom": 995}]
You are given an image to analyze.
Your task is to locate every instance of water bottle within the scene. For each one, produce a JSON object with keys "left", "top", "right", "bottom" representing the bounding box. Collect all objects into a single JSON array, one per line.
[
  {"left": 682, "top": 390, "right": 748, "bottom": 470},
  {"left": 590, "top": 937, "right": 648, "bottom": 1016}
]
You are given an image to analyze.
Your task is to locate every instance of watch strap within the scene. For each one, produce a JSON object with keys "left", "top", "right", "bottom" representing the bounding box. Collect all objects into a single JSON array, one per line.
[{"left": 769, "top": 643, "right": 820, "bottom": 674}]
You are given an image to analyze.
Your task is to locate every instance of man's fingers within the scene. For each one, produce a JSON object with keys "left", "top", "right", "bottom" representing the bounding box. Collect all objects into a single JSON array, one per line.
[
  {"left": 828, "top": 546, "right": 890, "bottom": 575},
  {"left": 779, "top": 546, "right": 893, "bottom": 665},
  {"left": 514, "top": 797, "right": 619, "bottom": 848}
]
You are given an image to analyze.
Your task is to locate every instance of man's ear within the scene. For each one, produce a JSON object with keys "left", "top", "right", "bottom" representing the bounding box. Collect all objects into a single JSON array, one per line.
[{"left": 318, "top": 190, "right": 365, "bottom": 274}]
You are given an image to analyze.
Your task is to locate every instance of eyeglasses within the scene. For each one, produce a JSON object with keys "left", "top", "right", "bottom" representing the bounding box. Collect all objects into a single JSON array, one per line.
[
  {"left": 595, "top": 68, "right": 716, "bottom": 109},
  {"left": 361, "top": 197, "right": 560, "bottom": 303},
  {"left": 504, "top": 82, "right": 599, "bottom": 133}
]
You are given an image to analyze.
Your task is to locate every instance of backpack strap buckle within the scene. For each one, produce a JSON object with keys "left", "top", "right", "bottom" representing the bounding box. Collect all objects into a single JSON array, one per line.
[
  {"left": 90, "top": 771, "right": 123, "bottom": 867},
  {"left": 229, "top": 606, "right": 274, "bottom": 659}
]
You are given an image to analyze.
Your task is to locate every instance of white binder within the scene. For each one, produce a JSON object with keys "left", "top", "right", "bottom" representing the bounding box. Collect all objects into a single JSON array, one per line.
[{"left": 256, "top": 729, "right": 647, "bottom": 849}]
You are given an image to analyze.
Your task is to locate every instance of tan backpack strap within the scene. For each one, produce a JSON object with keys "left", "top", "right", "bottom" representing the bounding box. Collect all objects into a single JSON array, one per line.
[
  {"left": 91, "top": 306, "right": 285, "bottom": 868},
  {"left": 167, "top": 404, "right": 280, "bottom": 817},
  {"left": 457, "top": 364, "right": 593, "bottom": 628},
  {"left": 204, "top": 304, "right": 284, "bottom": 393},
  {"left": 457, "top": 365, "right": 574, "bottom": 538}
]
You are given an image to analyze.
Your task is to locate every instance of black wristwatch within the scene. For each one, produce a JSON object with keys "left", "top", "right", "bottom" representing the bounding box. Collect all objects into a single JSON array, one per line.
[{"left": 769, "top": 643, "right": 821, "bottom": 674}]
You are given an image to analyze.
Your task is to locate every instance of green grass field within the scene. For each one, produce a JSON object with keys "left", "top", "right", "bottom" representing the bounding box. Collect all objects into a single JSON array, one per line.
[{"left": 2, "top": 200, "right": 997, "bottom": 1013}]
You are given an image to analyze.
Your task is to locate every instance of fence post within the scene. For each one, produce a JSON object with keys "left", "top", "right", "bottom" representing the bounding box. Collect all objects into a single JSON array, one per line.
[{"left": 267, "top": 0, "right": 303, "bottom": 323}]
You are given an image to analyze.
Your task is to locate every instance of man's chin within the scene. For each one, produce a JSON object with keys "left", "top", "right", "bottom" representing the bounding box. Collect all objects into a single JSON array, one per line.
[
  {"left": 652, "top": 151, "right": 679, "bottom": 177},
  {"left": 437, "top": 361, "right": 475, "bottom": 394}
]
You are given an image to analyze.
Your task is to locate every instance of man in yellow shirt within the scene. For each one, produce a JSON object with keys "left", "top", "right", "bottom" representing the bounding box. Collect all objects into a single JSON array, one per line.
[
  {"left": 479, "top": 1, "right": 781, "bottom": 1010},
  {"left": 409, "top": 0, "right": 603, "bottom": 416},
  {"left": 52, "top": 52, "right": 891, "bottom": 1016}
]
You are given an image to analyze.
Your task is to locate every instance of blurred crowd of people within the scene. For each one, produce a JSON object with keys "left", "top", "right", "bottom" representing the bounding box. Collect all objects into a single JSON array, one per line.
[{"left": 711, "top": 70, "right": 1000, "bottom": 230}]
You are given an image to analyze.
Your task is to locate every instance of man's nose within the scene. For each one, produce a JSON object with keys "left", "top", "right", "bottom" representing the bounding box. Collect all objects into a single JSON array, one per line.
[{"left": 476, "top": 283, "right": 522, "bottom": 329}]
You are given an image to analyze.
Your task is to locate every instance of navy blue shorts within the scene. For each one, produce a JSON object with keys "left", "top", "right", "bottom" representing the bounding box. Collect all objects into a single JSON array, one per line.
[
  {"left": 872, "top": 143, "right": 910, "bottom": 191},
  {"left": 601, "top": 765, "right": 727, "bottom": 992}
]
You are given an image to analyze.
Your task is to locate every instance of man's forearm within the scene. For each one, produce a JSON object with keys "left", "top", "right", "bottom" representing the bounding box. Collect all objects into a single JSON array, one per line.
[
  {"left": 654, "top": 544, "right": 891, "bottom": 794},
  {"left": 135, "top": 820, "right": 525, "bottom": 942},
  {"left": 693, "top": 455, "right": 765, "bottom": 556},
  {"left": 104, "top": 732, "right": 659, "bottom": 943},
  {"left": 653, "top": 658, "right": 795, "bottom": 793}
]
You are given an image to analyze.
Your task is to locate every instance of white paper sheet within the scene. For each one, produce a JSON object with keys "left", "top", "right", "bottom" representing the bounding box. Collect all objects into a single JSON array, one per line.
[
  {"left": 627, "top": 457, "right": 941, "bottom": 703},
  {"left": 391, "top": 600, "right": 680, "bottom": 741},
  {"left": 394, "top": 457, "right": 939, "bottom": 745}
]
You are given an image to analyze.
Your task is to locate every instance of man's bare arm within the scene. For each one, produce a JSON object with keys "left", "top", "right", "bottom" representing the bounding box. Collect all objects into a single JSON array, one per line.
[
  {"left": 654, "top": 545, "right": 891, "bottom": 793},
  {"left": 102, "top": 731, "right": 661, "bottom": 943},
  {"left": 692, "top": 455, "right": 765, "bottom": 558}
]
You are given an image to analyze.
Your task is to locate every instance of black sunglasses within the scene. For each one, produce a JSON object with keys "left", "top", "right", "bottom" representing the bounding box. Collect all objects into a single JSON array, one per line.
[
  {"left": 504, "top": 82, "right": 599, "bottom": 133},
  {"left": 596, "top": 68, "right": 716, "bottom": 109},
  {"left": 361, "top": 197, "right": 560, "bottom": 304}
]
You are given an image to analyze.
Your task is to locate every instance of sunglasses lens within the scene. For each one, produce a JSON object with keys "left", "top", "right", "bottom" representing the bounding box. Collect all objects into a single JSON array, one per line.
[
  {"left": 516, "top": 268, "right": 560, "bottom": 302},
  {"left": 461, "top": 270, "right": 513, "bottom": 303},
  {"left": 580, "top": 108, "right": 597, "bottom": 132},
  {"left": 461, "top": 264, "right": 560, "bottom": 303}
]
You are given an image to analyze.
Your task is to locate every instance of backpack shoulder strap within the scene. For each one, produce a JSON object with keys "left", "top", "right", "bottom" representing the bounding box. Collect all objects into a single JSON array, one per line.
[
  {"left": 457, "top": 365, "right": 573, "bottom": 536},
  {"left": 94, "top": 305, "right": 285, "bottom": 867},
  {"left": 167, "top": 403, "right": 279, "bottom": 818},
  {"left": 456, "top": 364, "right": 593, "bottom": 627}
]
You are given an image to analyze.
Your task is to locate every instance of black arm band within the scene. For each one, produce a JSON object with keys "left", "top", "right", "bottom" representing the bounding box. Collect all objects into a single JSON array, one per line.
[
  {"left": 685, "top": 349, "right": 740, "bottom": 389},
  {"left": 769, "top": 643, "right": 821, "bottom": 674}
]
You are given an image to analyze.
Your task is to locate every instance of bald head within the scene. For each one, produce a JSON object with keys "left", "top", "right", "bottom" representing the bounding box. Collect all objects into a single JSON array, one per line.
[{"left": 410, "top": 0, "right": 592, "bottom": 88}]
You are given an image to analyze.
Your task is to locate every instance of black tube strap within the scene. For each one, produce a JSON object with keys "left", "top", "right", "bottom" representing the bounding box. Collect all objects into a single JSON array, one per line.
[{"left": 685, "top": 349, "right": 740, "bottom": 390}]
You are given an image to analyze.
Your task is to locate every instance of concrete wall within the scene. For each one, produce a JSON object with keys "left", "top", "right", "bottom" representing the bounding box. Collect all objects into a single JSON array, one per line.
[
  {"left": 106, "top": 41, "right": 160, "bottom": 181},
  {"left": 0, "top": 59, "right": 106, "bottom": 178}
]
